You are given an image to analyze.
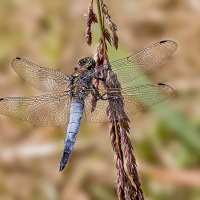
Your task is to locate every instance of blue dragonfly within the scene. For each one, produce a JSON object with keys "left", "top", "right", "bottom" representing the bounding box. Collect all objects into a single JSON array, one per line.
[{"left": 0, "top": 40, "right": 177, "bottom": 171}]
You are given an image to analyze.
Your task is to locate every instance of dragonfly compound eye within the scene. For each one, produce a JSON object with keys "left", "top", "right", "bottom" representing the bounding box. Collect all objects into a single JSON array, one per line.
[
  {"left": 78, "top": 57, "right": 96, "bottom": 69},
  {"left": 78, "top": 58, "right": 87, "bottom": 66}
]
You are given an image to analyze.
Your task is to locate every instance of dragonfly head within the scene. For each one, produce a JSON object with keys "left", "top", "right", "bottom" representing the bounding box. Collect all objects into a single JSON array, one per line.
[{"left": 78, "top": 57, "right": 96, "bottom": 70}]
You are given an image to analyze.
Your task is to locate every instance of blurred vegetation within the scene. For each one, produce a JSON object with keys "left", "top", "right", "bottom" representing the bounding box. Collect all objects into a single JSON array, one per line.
[{"left": 0, "top": 0, "right": 200, "bottom": 200}]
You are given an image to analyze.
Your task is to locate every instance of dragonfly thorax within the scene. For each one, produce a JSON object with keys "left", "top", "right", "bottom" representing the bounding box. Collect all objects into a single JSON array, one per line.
[
  {"left": 68, "top": 68, "right": 94, "bottom": 99},
  {"left": 66, "top": 57, "right": 96, "bottom": 99}
]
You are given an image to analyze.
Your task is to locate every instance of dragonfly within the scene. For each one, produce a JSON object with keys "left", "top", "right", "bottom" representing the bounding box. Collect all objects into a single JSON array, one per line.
[{"left": 0, "top": 40, "right": 177, "bottom": 171}]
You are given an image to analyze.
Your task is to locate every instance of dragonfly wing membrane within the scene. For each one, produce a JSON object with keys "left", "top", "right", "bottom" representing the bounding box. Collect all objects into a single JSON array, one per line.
[
  {"left": 12, "top": 57, "right": 70, "bottom": 92},
  {"left": 110, "top": 40, "right": 177, "bottom": 83},
  {"left": 84, "top": 92, "right": 109, "bottom": 123},
  {"left": 0, "top": 92, "right": 71, "bottom": 126},
  {"left": 121, "top": 83, "right": 175, "bottom": 117},
  {"left": 84, "top": 84, "right": 175, "bottom": 122}
]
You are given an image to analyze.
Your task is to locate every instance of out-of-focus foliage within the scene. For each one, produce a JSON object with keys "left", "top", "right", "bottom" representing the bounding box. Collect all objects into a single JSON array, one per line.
[{"left": 0, "top": 0, "right": 200, "bottom": 200}]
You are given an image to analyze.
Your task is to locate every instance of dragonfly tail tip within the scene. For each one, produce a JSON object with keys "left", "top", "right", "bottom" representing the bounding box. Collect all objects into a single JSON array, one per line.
[{"left": 59, "top": 162, "right": 67, "bottom": 171}]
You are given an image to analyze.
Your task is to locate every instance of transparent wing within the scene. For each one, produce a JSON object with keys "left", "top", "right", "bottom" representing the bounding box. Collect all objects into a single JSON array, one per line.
[
  {"left": 11, "top": 57, "right": 70, "bottom": 92},
  {"left": 84, "top": 83, "right": 175, "bottom": 123},
  {"left": 0, "top": 92, "right": 71, "bottom": 126},
  {"left": 110, "top": 40, "right": 178, "bottom": 83}
]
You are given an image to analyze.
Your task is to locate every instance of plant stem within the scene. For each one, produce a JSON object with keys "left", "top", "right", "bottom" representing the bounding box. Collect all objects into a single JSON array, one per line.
[
  {"left": 96, "top": 0, "right": 104, "bottom": 35},
  {"left": 96, "top": 0, "right": 122, "bottom": 161},
  {"left": 96, "top": 0, "right": 109, "bottom": 60}
]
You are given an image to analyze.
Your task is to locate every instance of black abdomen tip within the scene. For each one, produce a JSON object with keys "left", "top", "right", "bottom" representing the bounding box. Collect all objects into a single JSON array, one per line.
[
  {"left": 59, "top": 164, "right": 65, "bottom": 172},
  {"left": 16, "top": 57, "right": 21, "bottom": 60},
  {"left": 158, "top": 83, "right": 165, "bottom": 85},
  {"left": 160, "top": 40, "right": 167, "bottom": 44},
  {"left": 0, "top": 98, "right": 4, "bottom": 101}
]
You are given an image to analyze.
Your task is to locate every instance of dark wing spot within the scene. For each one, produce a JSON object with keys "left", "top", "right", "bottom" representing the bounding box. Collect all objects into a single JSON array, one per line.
[
  {"left": 0, "top": 98, "right": 4, "bottom": 101},
  {"left": 160, "top": 40, "right": 167, "bottom": 44},
  {"left": 158, "top": 83, "right": 165, "bottom": 85},
  {"left": 16, "top": 57, "right": 21, "bottom": 60}
]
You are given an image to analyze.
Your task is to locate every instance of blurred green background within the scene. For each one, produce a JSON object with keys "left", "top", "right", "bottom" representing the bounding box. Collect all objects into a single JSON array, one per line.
[{"left": 0, "top": 0, "right": 200, "bottom": 200}]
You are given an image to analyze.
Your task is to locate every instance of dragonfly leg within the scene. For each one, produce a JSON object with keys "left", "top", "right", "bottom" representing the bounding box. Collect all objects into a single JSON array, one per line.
[
  {"left": 94, "top": 77, "right": 106, "bottom": 81},
  {"left": 96, "top": 93, "right": 108, "bottom": 100},
  {"left": 96, "top": 94, "right": 122, "bottom": 101},
  {"left": 92, "top": 84, "right": 123, "bottom": 101},
  {"left": 91, "top": 85, "right": 108, "bottom": 100},
  {"left": 79, "top": 79, "right": 89, "bottom": 88}
]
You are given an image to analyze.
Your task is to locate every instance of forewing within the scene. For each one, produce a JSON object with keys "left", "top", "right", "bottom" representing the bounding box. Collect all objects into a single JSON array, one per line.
[
  {"left": 110, "top": 40, "right": 178, "bottom": 83},
  {"left": 11, "top": 57, "right": 70, "bottom": 92},
  {"left": 84, "top": 84, "right": 175, "bottom": 123},
  {"left": 0, "top": 92, "right": 71, "bottom": 126}
]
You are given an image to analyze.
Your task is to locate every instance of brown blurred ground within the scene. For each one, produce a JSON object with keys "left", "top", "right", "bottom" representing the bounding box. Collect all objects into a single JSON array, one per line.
[{"left": 0, "top": 0, "right": 200, "bottom": 200}]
